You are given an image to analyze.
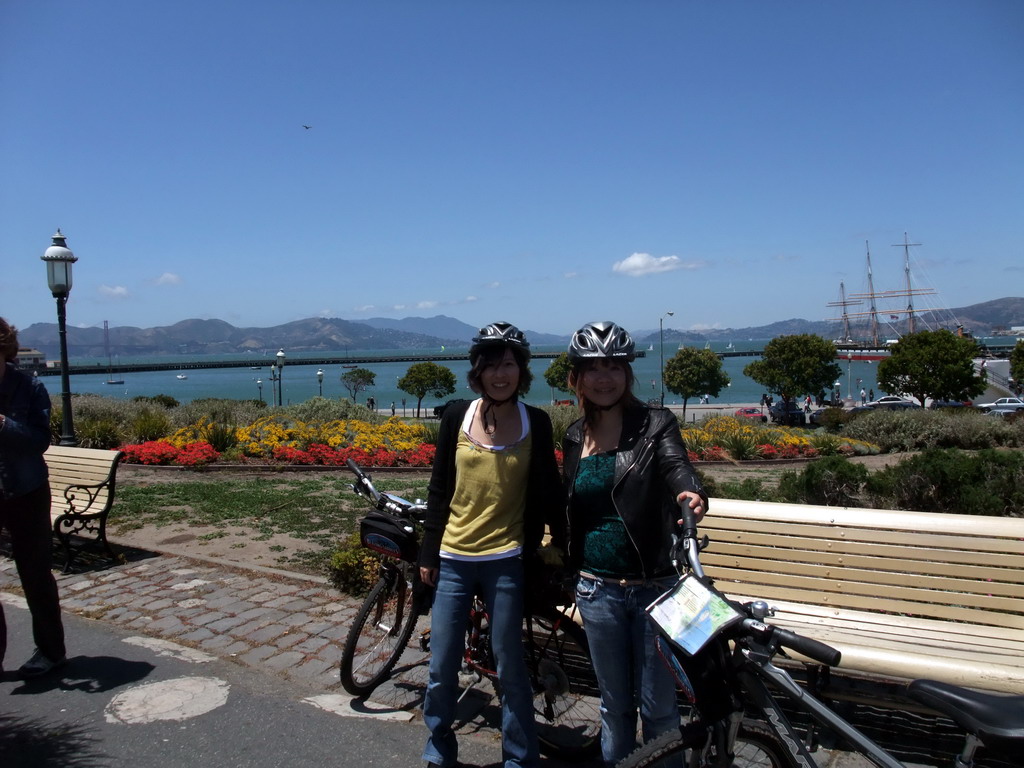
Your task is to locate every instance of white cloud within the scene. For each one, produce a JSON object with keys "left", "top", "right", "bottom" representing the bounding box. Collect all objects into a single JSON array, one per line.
[
  {"left": 99, "top": 285, "right": 129, "bottom": 299},
  {"left": 463, "top": 295, "right": 478, "bottom": 303},
  {"left": 564, "top": 271, "right": 579, "bottom": 279},
  {"left": 485, "top": 281, "right": 501, "bottom": 289},
  {"left": 613, "top": 253, "right": 684, "bottom": 276},
  {"left": 156, "top": 272, "right": 181, "bottom": 285},
  {"left": 354, "top": 304, "right": 376, "bottom": 312}
]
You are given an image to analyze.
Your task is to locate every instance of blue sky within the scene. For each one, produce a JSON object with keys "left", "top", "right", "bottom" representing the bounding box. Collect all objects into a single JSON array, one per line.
[{"left": 2, "top": 1, "right": 1022, "bottom": 338}]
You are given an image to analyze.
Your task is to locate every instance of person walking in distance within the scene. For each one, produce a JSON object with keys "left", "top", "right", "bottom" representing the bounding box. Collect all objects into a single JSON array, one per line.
[
  {"left": 0, "top": 317, "right": 67, "bottom": 678},
  {"left": 556, "top": 321, "right": 708, "bottom": 767},
  {"left": 418, "top": 322, "right": 562, "bottom": 768}
]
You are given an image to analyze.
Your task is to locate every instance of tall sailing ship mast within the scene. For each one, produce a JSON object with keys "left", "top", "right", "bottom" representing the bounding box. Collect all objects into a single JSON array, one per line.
[
  {"left": 103, "top": 320, "right": 125, "bottom": 385},
  {"left": 829, "top": 234, "right": 950, "bottom": 353}
]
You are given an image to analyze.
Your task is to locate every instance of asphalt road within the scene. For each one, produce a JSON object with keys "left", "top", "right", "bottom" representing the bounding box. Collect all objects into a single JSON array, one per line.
[{"left": 1, "top": 594, "right": 502, "bottom": 768}]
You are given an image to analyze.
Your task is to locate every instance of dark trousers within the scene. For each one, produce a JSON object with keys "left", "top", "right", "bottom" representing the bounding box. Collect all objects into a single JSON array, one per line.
[{"left": 0, "top": 484, "right": 66, "bottom": 667}]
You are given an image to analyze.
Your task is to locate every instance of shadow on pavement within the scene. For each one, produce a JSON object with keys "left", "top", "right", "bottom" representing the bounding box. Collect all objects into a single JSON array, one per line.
[
  {"left": 6, "top": 655, "right": 155, "bottom": 695},
  {"left": 0, "top": 711, "right": 108, "bottom": 768}
]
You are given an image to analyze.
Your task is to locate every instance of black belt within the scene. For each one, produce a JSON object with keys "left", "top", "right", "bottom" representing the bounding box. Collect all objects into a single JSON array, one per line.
[{"left": 578, "top": 570, "right": 675, "bottom": 587}]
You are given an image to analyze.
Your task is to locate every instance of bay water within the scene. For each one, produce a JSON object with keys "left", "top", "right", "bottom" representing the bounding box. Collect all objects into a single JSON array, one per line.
[{"left": 54, "top": 342, "right": 887, "bottom": 413}]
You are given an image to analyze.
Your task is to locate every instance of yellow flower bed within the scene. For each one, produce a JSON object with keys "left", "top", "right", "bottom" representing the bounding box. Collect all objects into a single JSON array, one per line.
[{"left": 232, "top": 416, "right": 426, "bottom": 457}]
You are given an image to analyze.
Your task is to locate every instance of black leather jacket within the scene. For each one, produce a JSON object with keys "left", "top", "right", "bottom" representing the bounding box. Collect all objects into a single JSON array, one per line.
[{"left": 559, "top": 404, "right": 707, "bottom": 578}]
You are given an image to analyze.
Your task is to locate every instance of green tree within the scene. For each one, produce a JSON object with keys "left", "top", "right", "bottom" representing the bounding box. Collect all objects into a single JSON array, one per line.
[
  {"left": 743, "top": 334, "right": 841, "bottom": 407},
  {"left": 664, "top": 346, "right": 731, "bottom": 421},
  {"left": 398, "top": 361, "right": 457, "bottom": 417},
  {"left": 876, "top": 329, "right": 986, "bottom": 407},
  {"left": 340, "top": 367, "right": 376, "bottom": 401},
  {"left": 1010, "top": 339, "right": 1024, "bottom": 395},
  {"left": 543, "top": 353, "right": 573, "bottom": 399}
]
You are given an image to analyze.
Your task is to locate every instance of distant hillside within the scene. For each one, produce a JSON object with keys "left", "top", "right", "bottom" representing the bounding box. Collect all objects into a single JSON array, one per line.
[
  {"left": 19, "top": 297, "right": 1021, "bottom": 360},
  {"left": 19, "top": 317, "right": 464, "bottom": 360},
  {"left": 362, "top": 315, "right": 566, "bottom": 346},
  {"left": 637, "top": 297, "right": 1024, "bottom": 345}
]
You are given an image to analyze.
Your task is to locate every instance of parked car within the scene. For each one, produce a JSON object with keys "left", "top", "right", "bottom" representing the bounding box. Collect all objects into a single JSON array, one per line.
[
  {"left": 734, "top": 407, "right": 767, "bottom": 423},
  {"left": 769, "top": 400, "right": 805, "bottom": 426},
  {"left": 865, "top": 395, "right": 921, "bottom": 410},
  {"left": 984, "top": 406, "right": 1023, "bottom": 420},
  {"left": 976, "top": 397, "right": 1024, "bottom": 413},
  {"left": 928, "top": 399, "right": 972, "bottom": 410}
]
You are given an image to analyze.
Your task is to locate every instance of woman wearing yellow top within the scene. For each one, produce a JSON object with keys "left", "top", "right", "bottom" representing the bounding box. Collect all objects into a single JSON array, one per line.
[{"left": 418, "top": 322, "right": 561, "bottom": 768}]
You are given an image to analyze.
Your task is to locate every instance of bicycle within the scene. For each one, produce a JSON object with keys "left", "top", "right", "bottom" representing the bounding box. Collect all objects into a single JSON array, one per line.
[
  {"left": 337, "top": 460, "right": 601, "bottom": 760},
  {"left": 617, "top": 503, "right": 1024, "bottom": 768}
]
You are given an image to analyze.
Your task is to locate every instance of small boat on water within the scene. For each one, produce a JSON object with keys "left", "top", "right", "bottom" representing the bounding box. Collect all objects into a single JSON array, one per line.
[{"left": 176, "top": 373, "right": 188, "bottom": 380}]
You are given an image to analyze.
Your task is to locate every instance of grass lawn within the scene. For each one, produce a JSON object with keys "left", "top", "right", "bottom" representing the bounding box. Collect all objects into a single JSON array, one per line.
[{"left": 109, "top": 473, "right": 432, "bottom": 573}]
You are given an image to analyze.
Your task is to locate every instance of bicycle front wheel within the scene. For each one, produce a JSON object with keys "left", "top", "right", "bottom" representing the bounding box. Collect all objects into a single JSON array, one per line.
[
  {"left": 339, "top": 562, "right": 418, "bottom": 696},
  {"left": 526, "top": 609, "right": 602, "bottom": 760},
  {"left": 617, "top": 718, "right": 793, "bottom": 768}
]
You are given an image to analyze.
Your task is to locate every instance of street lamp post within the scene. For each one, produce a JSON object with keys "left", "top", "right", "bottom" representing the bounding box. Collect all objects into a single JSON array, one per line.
[
  {"left": 275, "top": 349, "right": 285, "bottom": 406},
  {"left": 659, "top": 311, "right": 674, "bottom": 407},
  {"left": 256, "top": 378, "right": 263, "bottom": 403},
  {"left": 846, "top": 353, "right": 853, "bottom": 404},
  {"left": 317, "top": 368, "right": 324, "bottom": 397},
  {"left": 268, "top": 366, "right": 277, "bottom": 405},
  {"left": 41, "top": 229, "right": 79, "bottom": 446}
]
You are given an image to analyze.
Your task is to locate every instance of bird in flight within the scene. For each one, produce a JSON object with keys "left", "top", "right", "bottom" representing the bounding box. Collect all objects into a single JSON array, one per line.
[{"left": 302, "top": 125, "right": 312, "bottom": 130}]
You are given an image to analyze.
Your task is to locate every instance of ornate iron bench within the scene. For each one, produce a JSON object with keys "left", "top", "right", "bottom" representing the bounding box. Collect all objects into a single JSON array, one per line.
[{"left": 44, "top": 445, "right": 123, "bottom": 571}]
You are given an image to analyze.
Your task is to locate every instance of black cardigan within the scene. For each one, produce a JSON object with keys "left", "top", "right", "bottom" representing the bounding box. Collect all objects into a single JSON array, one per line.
[{"left": 418, "top": 399, "right": 563, "bottom": 571}]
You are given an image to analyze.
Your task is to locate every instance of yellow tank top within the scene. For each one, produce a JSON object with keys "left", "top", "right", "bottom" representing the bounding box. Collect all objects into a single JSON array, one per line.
[{"left": 441, "top": 408, "right": 532, "bottom": 559}]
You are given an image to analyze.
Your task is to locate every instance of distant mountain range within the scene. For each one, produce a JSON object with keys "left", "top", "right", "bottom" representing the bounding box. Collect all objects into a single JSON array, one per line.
[{"left": 18, "top": 298, "right": 1023, "bottom": 359}]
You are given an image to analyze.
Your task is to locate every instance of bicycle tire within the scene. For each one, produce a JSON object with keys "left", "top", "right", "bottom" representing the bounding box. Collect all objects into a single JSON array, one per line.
[
  {"left": 617, "top": 718, "right": 794, "bottom": 768},
  {"left": 339, "top": 563, "right": 418, "bottom": 696},
  {"left": 525, "top": 609, "right": 602, "bottom": 760}
]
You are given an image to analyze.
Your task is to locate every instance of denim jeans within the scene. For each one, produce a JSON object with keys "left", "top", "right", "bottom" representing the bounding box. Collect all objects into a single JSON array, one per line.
[
  {"left": 422, "top": 556, "right": 539, "bottom": 768},
  {"left": 0, "top": 484, "right": 66, "bottom": 669},
  {"left": 575, "top": 574, "right": 680, "bottom": 768}
]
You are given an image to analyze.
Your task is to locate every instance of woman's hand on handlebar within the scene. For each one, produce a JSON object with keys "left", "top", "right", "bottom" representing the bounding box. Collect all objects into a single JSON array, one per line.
[
  {"left": 676, "top": 491, "right": 707, "bottom": 523},
  {"left": 419, "top": 566, "right": 439, "bottom": 587}
]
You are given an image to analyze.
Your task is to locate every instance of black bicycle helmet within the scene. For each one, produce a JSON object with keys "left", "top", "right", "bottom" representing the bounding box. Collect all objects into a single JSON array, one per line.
[
  {"left": 471, "top": 321, "right": 530, "bottom": 358},
  {"left": 568, "top": 321, "right": 636, "bottom": 362}
]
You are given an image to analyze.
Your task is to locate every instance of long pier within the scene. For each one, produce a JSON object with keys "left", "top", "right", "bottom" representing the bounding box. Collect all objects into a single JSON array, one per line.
[{"left": 34, "top": 350, "right": 645, "bottom": 377}]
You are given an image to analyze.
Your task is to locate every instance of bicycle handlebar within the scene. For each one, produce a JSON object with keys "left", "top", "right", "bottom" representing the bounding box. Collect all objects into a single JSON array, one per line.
[
  {"left": 672, "top": 499, "right": 842, "bottom": 668},
  {"left": 772, "top": 625, "right": 842, "bottom": 667},
  {"left": 346, "top": 459, "right": 425, "bottom": 520}
]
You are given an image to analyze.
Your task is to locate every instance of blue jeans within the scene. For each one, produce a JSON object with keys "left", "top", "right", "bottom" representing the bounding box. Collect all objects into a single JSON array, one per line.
[
  {"left": 422, "top": 556, "right": 539, "bottom": 768},
  {"left": 575, "top": 574, "right": 680, "bottom": 767}
]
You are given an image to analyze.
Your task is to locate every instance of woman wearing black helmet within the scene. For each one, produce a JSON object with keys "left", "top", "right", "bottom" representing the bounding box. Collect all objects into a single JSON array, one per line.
[
  {"left": 559, "top": 321, "right": 708, "bottom": 767},
  {"left": 418, "top": 322, "right": 561, "bottom": 768}
]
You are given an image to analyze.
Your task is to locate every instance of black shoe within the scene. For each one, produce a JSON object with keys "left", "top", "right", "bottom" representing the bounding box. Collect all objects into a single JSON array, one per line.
[{"left": 17, "top": 649, "right": 66, "bottom": 679}]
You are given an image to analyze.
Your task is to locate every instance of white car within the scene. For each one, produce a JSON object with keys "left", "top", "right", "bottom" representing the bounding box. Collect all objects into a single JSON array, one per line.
[
  {"left": 985, "top": 406, "right": 1022, "bottom": 419},
  {"left": 976, "top": 397, "right": 1024, "bottom": 412},
  {"left": 865, "top": 395, "right": 920, "bottom": 410}
]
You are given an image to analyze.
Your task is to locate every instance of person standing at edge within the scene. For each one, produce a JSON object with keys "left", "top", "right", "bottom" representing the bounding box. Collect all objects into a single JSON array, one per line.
[
  {"left": 557, "top": 321, "right": 708, "bottom": 767},
  {"left": 418, "top": 322, "right": 561, "bottom": 768},
  {"left": 0, "top": 317, "right": 67, "bottom": 678}
]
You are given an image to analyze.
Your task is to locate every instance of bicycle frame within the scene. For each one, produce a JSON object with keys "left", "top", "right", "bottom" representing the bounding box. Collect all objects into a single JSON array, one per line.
[{"left": 736, "top": 652, "right": 904, "bottom": 768}]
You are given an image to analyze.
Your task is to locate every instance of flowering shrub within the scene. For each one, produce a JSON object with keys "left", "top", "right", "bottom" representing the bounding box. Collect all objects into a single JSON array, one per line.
[
  {"left": 119, "top": 441, "right": 180, "bottom": 465},
  {"left": 681, "top": 415, "right": 874, "bottom": 462},
  {"left": 176, "top": 442, "right": 222, "bottom": 467},
  {"left": 234, "top": 416, "right": 427, "bottom": 457},
  {"left": 118, "top": 440, "right": 220, "bottom": 467}
]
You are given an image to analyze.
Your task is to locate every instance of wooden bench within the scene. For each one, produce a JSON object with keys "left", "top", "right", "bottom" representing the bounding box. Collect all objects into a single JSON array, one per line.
[
  {"left": 699, "top": 499, "right": 1024, "bottom": 696},
  {"left": 44, "top": 445, "right": 123, "bottom": 572}
]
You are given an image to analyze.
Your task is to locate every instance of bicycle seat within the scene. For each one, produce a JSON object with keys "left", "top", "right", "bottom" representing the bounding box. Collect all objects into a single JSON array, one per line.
[{"left": 907, "top": 679, "right": 1024, "bottom": 752}]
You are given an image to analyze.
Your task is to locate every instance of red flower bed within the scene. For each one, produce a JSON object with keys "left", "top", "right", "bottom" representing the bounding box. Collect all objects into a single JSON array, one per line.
[
  {"left": 118, "top": 441, "right": 221, "bottom": 467},
  {"left": 120, "top": 440, "right": 437, "bottom": 469}
]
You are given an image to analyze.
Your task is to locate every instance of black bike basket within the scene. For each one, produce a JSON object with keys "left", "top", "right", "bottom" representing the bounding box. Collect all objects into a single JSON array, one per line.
[{"left": 359, "top": 511, "right": 418, "bottom": 562}]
